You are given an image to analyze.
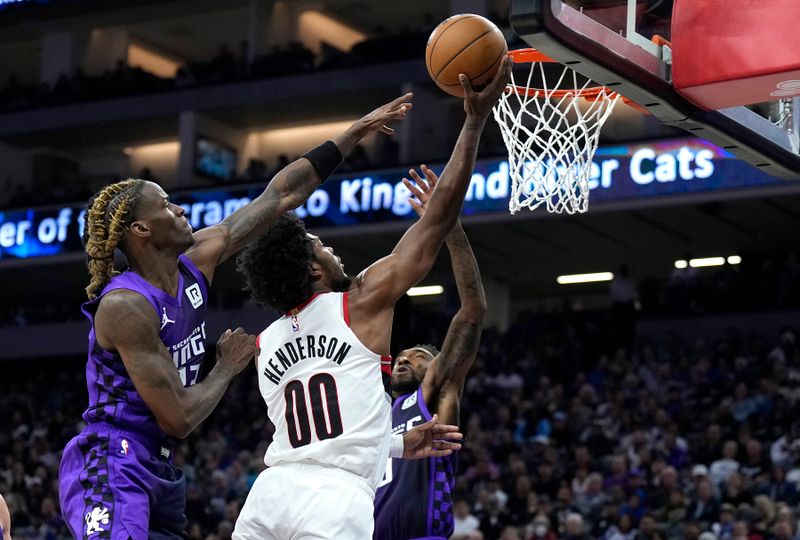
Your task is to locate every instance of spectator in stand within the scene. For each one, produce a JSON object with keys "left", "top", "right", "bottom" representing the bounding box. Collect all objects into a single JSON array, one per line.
[
  {"left": 452, "top": 501, "right": 483, "bottom": 540},
  {"left": 732, "top": 520, "right": 763, "bottom": 540},
  {"left": 760, "top": 465, "right": 799, "bottom": 505},
  {"left": 563, "top": 513, "right": 588, "bottom": 539},
  {"left": 731, "top": 383, "right": 759, "bottom": 423},
  {"left": 603, "top": 514, "right": 637, "bottom": 540},
  {"left": 722, "top": 472, "right": 755, "bottom": 508},
  {"left": 711, "top": 503, "right": 736, "bottom": 539},
  {"left": 711, "top": 441, "right": 742, "bottom": 488},
  {"left": 752, "top": 495, "right": 777, "bottom": 538},
  {"left": 499, "top": 525, "right": 523, "bottom": 540},
  {"left": 686, "top": 478, "right": 721, "bottom": 528},
  {"left": 740, "top": 440, "right": 772, "bottom": 487},
  {"left": 575, "top": 472, "right": 606, "bottom": 520},
  {"left": 771, "top": 520, "right": 800, "bottom": 540},
  {"left": 696, "top": 424, "right": 725, "bottom": 467},
  {"left": 528, "top": 514, "right": 558, "bottom": 540},
  {"left": 636, "top": 513, "right": 659, "bottom": 540}
]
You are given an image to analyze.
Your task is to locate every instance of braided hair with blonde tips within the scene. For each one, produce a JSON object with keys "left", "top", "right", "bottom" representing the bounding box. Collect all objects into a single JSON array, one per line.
[{"left": 82, "top": 179, "right": 146, "bottom": 299}]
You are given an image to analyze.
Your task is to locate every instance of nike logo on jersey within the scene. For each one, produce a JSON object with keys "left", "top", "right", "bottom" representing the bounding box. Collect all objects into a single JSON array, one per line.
[{"left": 160, "top": 307, "right": 176, "bottom": 330}]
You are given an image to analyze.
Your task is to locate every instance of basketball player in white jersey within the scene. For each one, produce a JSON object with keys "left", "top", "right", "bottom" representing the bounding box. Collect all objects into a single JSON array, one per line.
[{"left": 232, "top": 56, "right": 511, "bottom": 540}]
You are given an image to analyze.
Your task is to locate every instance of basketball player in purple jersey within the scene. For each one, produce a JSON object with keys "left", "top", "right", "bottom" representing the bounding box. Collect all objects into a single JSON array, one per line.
[
  {"left": 373, "top": 166, "right": 486, "bottom": 540},
  {"left": 0, "top": 493, "right": 11, "bottom": 540},
  {"left": 57, "top": 94, "right": 414, "bottom": 540}
]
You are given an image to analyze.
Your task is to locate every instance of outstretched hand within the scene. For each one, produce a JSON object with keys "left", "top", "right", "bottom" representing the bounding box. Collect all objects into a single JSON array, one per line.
[
  {"left": 460, "top": 55, "right": 512, "bottom": 121},
  {"left": 402, "top": 165, "right": 439, "bottom": 218},
  {"left": 402, "top": 413, "right": 463, "bottom": 459},
  {"left": 354, "top": 92, "right": 414, "bottom": 136}
]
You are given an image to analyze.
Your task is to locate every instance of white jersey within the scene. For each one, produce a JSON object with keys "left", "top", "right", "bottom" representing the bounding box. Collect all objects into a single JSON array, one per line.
[{"left": 255, "top": 291, "right": 392, "bottom": 489}]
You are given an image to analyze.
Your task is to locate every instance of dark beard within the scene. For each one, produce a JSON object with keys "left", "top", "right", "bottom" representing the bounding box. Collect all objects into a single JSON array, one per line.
[
  {"left": 330, "top": 273, "right": 353, "bottom": 292},
  {"left": 391, "top": 372, "right": 421, "bottom": 396}
]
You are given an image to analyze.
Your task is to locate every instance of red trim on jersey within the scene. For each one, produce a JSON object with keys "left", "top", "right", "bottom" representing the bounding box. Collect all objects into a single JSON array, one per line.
[
  {"left": 342, "top": 291, "right": 350, "bottom": 327},
  {"left": 380, "top": 355, "right": 392, "bottom": 377},
  {"left": 285, "top": 293, "right": 319, "bottom": 316},
  {"left": 255, "top": 334, "right": 261, "bottom": 348}
]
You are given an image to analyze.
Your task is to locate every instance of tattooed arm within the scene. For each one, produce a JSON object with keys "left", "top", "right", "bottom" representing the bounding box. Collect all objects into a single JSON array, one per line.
[
  {"left": 401, "top": 166, "right": 487, "bottom": 425},
  {"left": 95, "top": 290, "right": 257, "bottom": 438},
  {"left": 423, "top": 225, "right": 487, "bottom": 425},
  {"left": 185, "top": 93, "right": 413, "bottom": 281}
]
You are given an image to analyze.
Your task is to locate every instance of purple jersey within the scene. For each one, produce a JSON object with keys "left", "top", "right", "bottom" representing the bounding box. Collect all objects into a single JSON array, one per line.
[
  {"left": 79, "top": 254, "right": 209, "bottom": 442},
  {"left": 373, "top": 387, "right": 457, "bottom": 540}
]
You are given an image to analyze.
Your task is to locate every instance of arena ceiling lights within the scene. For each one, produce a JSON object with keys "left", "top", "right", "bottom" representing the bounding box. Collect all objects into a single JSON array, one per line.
[
  {"left": 556, "top": 272, "right": 614, "bottom": 285},
  {"left": 406, "top": 285, "right": 445, "bottom": 297},
  {"left": 673, "top": 256, "right": 742, "bottom": 269}
]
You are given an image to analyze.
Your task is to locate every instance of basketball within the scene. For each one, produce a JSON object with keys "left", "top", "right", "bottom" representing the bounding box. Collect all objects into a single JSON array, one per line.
[{"left": 425, "top": 14, "right": 508, "bottom": 98}]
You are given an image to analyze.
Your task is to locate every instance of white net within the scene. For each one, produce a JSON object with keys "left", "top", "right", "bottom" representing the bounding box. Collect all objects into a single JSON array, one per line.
[{"left": 492, "top": 55, "right": 620, "bottom": 214}]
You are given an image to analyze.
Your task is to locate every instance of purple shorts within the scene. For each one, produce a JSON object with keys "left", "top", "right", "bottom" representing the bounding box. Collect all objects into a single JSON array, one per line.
[{"left": 59, "top": 424, "right": 186, "bottom": 540}]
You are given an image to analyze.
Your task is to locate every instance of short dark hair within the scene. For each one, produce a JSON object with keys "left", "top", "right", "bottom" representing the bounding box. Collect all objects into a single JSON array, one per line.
[
  {"left": 236, "top": 213, "right": 314, "bottom": 313},
  {"left": 413, "top": 344, "right": 439, "bottom": 357}
]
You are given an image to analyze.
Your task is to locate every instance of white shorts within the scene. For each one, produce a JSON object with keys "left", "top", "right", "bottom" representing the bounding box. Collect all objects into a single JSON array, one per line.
[{"left": 233, "top": 462, "right": 376, "bottom": 540}]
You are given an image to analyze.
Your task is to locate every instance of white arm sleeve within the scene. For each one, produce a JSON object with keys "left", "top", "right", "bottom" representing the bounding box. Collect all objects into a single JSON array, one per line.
[{"left": 389, "top": 433, "right": 405, "bottom": 458}]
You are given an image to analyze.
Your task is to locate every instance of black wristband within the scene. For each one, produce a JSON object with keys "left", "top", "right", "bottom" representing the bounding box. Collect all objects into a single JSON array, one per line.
[{"left": 302, "top": 140, "right": 343, "bottom": 181}]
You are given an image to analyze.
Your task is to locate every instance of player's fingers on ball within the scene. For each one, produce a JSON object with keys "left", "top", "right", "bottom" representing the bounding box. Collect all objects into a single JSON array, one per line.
[
  {"left": 501, "top": 55, "right": 513, "bottom": 81},
  {"left": 458, "top": 74, "right": 474, "bottom": 95}
]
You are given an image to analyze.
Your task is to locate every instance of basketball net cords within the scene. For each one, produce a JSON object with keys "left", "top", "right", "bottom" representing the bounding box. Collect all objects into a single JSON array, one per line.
[{"left": 492, "top": 61, "right": 619, "bottom": 214}]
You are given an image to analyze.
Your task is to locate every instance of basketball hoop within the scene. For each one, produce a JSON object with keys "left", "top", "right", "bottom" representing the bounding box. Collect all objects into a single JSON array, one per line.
[{"left": 492, "top": 48, "right": 623, "bottom": 214}]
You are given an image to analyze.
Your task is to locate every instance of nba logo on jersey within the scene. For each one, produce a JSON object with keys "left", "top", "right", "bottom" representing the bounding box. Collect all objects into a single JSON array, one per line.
[
  {"left": 185, "top": 283, "right": 203, "bottom": 308},
  {"left": 291, "top": 315, "right": 300, "bottom": 332},
  {"left": 119, "top": 439, "right": 129, "bottom": 455},
  {"left": 401, "top": 392, "right": 418, "bottom": 410}
]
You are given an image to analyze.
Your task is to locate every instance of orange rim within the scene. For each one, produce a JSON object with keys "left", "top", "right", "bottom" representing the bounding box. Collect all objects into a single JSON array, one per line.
[{"left": 507, "top": 48, "right": 622, "bottom": 101}]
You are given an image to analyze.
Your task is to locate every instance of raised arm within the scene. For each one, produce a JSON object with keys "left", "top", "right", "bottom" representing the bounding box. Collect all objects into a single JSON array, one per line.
[
  {"left": 403, "top": 167, "right": 487, "bottom": 424},
  {"left": 95, "top": 290, "right": 257, "bottom": 438},
  {"left": 352, "top": 57, "right": 510, "bottom": 310},
  {"left": 185, "top": 93, "right": 413, "bottom": 280}
]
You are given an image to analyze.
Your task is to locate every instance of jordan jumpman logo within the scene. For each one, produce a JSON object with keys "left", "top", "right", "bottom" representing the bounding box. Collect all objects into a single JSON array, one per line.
[{"left": 160, "top": 307, "right": 176, "bottom": 330}]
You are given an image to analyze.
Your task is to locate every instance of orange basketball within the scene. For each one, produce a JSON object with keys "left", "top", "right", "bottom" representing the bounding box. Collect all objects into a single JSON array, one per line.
[{"left": 425, "top": 14, "right": 508, "bottom": 98}]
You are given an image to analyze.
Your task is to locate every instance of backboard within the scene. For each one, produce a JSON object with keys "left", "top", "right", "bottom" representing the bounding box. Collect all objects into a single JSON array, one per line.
[{"left": 509, "top": 0, "right": 800, "bottom": 179}]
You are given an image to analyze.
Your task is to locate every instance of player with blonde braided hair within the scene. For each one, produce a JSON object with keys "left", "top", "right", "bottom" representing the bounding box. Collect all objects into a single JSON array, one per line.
[
  {"left": 83, "top": 178, "right": 145, "bottom": 299},
  {"left": 59, "top": 94, "right": 414, "bottom": 540}
]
